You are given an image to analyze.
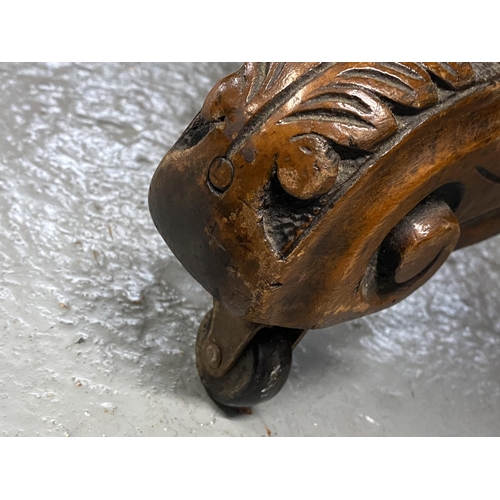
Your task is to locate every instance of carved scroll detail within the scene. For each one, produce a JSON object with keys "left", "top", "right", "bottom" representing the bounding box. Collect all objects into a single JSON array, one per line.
[{"left": 203, "top": 62, "right": 479, "bottom": 256}]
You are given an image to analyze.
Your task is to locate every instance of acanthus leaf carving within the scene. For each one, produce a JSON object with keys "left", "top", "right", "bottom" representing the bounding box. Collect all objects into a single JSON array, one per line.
[
  {"left": 277, "top": 83, "right": 398, "bottom": 151},
  {"left": 421, "top": 62, "right": 476, "bottom": 90},
  {"left": 201, "top": 62, "right": 478, "bottom": 255}
]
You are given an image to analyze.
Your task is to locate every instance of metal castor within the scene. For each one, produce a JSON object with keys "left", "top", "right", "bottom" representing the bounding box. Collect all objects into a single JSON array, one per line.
[{"left": 196, "top": 308, "right": 293, "bottom": 407}]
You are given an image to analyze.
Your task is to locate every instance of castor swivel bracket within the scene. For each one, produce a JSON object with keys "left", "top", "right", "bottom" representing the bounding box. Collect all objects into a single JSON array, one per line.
[{"left": 149, "top": 63, "right": 500, "bottom": 407}]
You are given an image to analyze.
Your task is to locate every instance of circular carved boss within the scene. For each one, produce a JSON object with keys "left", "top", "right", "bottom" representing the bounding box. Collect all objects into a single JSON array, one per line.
[
  {"left": 208, "top": 157, "right": 234, "bottom": 193},
  {"left": 375, "top": 198, "right": 461, "bottom": 296}
]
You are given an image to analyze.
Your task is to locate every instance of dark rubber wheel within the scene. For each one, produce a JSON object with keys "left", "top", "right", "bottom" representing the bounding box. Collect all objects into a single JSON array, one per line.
[{"left": 196, "top": 309, "right": 293, "bottom": 408}]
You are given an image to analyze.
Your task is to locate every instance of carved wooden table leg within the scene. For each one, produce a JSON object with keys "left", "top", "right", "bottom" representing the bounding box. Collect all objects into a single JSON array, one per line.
[{"left": 149, "top": 63, "right": 500, "bottom": 407}]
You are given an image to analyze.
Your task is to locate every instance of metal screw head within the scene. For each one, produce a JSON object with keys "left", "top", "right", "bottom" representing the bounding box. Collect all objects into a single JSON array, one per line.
[{"left": 205, "top": 342, "right": 222, "bottom": 369}]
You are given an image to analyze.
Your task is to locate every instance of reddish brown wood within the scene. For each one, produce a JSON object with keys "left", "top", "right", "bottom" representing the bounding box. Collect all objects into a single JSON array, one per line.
[
  {"left": 385, "top": 199, "right": 460, "bottom": 285},
  {"left": 149, "top": 62, "right": 500, "bottom": 406}
]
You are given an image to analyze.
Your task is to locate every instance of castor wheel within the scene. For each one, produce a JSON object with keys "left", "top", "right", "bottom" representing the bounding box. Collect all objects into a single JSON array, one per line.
[
  {"left": 196, "top": 307, "right": 296, "bottom": 407},
  {"left": 150, "top": 63, "right": 500, "bottom": 406}
]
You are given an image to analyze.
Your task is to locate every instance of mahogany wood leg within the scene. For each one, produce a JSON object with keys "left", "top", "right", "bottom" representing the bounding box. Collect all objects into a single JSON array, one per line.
[{"left": 150, "top": 62, "right": 500, "bottom": 406}]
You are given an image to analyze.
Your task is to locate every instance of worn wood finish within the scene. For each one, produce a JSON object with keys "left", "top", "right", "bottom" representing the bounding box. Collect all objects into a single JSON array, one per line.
[{"left": 149, "top": 63, "right": 500, "bottom": 405}]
